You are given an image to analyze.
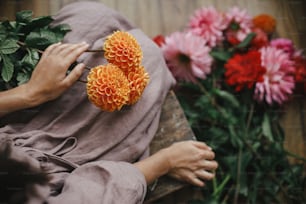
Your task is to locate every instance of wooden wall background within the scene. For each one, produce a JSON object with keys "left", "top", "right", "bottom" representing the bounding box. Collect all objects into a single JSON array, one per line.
[{"left": 0, "top": 0, "right": 305, "bottom": 202}]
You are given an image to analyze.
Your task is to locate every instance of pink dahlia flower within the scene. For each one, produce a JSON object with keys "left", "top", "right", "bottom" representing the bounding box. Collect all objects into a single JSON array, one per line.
[
  {"left": 188, "top": 6, "right": 227, "bottom": 47},
  {"left": 254, "top": 46, "right": 295, "bottom": 105},
  {"left": 225, "top": 6, "right": 253, "bottom": 44},
  {"left": 161, "top": 31, "right": 213, "bottom": 83},
  {"left": 270, "top": 38, "right": 295, "bottom": 58}
]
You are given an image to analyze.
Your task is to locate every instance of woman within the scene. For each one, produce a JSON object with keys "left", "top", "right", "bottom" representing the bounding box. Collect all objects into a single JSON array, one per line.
[{"left": 0, "top": 1, "right": 218, "bottom": 203}]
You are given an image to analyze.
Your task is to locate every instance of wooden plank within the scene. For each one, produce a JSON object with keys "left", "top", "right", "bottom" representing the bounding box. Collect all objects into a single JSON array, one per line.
[{"left": 145, "top": 91, "right": 196, "bottom": 203}]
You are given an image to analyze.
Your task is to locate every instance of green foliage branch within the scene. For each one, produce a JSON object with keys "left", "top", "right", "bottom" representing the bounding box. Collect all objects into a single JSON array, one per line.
[
  {"left": 0, "top": 10, "right": 71, "bottom": 90},
  {"left": 176, "top": 35, "right": 306, "bottom": 204}
]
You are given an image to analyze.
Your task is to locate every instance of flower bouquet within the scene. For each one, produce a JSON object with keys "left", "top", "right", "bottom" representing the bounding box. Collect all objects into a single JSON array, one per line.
[
  {"left": 154, "top": 6, "right": 306, "bottom": 204},
  {"left": 0, "top": 10, "right": 149, "bottom": 112}
]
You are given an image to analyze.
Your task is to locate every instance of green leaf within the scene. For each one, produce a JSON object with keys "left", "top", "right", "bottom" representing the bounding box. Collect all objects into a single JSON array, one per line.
[
  {"left": 17, "top": 72, "right": 30, "bottom": 85},
  {"left": 195, "top": 95, "right": 210, "bottom": 108},
  {"left": 22, "top": 49, "right": 39, "bottom": 67},
  {"left": 262, "top": 113, "right": 273, "bottom": 142},
  {"left": 51, "top": 23, "right": 71, "bottom": 33},
  {"left": 21, "top": 16, "right": 54, "bottom": 35},
  {"left": 25, "top": 28, "right": 60, "bottom": 50},
  {"left": 210, "top": 50, "right": 232, "bottom": 61},
  {"left": 236, "top": 32, "right": 256, "bottom": 49},
  {"left": 1, "top": 20, "right": 14, "bottom": 31},
  {"left": 228, "top": 125, "right": 243, "bottom": 148},
  {"left": 0, "top": 24, "right": 7, "bottom": 40},
  {"left": 214, "top": 89, "right": 240, "bottom": 108},
  {"left": 0, "top": 38, "right": 20, "bottom": 54},
  {"left": 51, "top": 24, "right": 71, "bottom": 42},
  {"left": 1, "top": 55, "right": 14, "bottom": 82},
  {"left": 16, "top": 10, "right": 33, "bottom": 23}
]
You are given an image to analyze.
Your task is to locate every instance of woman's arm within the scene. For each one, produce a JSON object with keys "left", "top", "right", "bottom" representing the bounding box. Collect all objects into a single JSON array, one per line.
[
  {"left": 0, "top": 42, "right": 89, "bottom": 117},
  {"left": 134, "top": 140, "right": 218, "bottom": 187}
]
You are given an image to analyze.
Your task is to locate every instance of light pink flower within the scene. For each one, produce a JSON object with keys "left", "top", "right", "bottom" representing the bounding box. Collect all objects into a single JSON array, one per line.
[
  {"left": 188, "top": 6, "right": 227, "bottom": 47},
  {"left": 270, "top": 38, "right": 295, "bottom": 58},
  {"left": 161, "top": 31, "right": 213, "bottom": 83},
  {"left": 225, "top": 6, "right": 253, "bottom": 44},
  {"left": 254, "top": 46, "right": 295, "bottom": 105}
]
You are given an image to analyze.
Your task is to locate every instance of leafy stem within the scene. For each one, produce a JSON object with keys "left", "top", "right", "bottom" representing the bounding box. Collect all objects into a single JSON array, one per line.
[
  {"left": 195, "top": 79, "right": 228, "bottom": 119},
  {"left": 285, "top": 150, "right": 306, "bottom": 163},
  {"left": 233, "top": 147, "right": 242, "bottom": 204},
  {"left": 17, "top": 40, "right": 43, "bottom": 54},
  {"left": 17, "top": 40, "right": 92, "bottom": 71},
  {"left": 246, "top": 103, "right": 254, "bottom": 131},
  {"left": 212, "top": 174, "right": 231, "bottom": 199}
]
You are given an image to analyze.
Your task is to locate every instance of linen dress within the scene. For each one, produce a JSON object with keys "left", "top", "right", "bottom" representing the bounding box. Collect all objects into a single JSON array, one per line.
[{"left": 0, "top": 1, "right": 175, "bottom": 203}]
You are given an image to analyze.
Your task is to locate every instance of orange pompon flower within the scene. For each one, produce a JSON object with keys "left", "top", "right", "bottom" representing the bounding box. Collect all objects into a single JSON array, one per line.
[
  {"left": 86, "top": 64, "right": 130, "bottom": 112},
  {"left": 126, "top": 66, "right": 150, "bottom": 105},
  {"left": 252, "top": 14, "right": 276, "bottom": 34},
  {"left": 103, "top": 31, "right": 143, "bottom": 72}
]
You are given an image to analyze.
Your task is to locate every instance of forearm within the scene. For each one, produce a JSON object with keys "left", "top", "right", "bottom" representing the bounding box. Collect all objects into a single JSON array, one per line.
[
  {"left": 134, "top": 141, "right": 218, "bottom": 187},
  {"left": 0, "top": 43, "right": 88, "bottom": 118},
  {"left": 133, "top": 148, "right": 171, "bottom": 185},
  {"left": 0, "top": 84, "right": 37, "bottom": 117}
]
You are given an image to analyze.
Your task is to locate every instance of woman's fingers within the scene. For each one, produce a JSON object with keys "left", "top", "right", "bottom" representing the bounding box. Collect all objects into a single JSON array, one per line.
[
  {"left": 200, "top": 149, "right": 215, "bottom": 160},
  {"left": 24, "top": 42, "right": 90, "bottom": 104},
  {"left": 60, "top": 42, "right": 89, "bottom": 57},
  {"left": 191, "top": 177, "right": 205, "bottom": 187},
  {"left": 200, "top": 159, "right": 218, "bottom": 171},
  {"left": 43, "top": 42, "right": 62, "bottom": 56},
  {"left": 192, "top": 140, "right": 212, "bottom": 151},
  {"left": 166, "top": 140, "right": 219, "bottom": 187},
  {"left": 63, "top": 63, "right": 86, "bottom": 87},
  {"left": 195, "top": 169, "right": 215, "bottom": 181}
]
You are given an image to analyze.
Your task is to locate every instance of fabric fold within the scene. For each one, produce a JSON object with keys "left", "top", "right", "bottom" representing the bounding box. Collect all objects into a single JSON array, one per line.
[{"left": 0, "top": 1, "right": 176, "bottom": 203}]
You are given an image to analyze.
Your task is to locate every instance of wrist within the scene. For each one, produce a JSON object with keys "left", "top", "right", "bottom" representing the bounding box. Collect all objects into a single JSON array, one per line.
[
  {"left": 157, "top": 147, "right": 173, "bottom": 173},
  {"left": 20, "top": 83, "right": 42, "bottom": 108},
  {"left": 0, "top": 84, "right": 41, "bottom": 117}
]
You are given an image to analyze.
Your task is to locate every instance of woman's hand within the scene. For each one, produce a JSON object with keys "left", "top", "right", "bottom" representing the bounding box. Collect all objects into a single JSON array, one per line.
[
  {"left": 0, "top": 42, "right": 89, "bottom": 117},
  {"left": 134, "top": 140, "right": 218, "bottom": 187},
  {"left": 24, "top": 42, "right": 89, "bottom": 106},
  {"left": 165, "top": 141, "right": 218, "bottom": 187}
]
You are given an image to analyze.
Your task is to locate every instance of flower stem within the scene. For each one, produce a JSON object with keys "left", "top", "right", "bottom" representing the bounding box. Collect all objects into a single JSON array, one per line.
[
  {"left": 85, "top": 49, "right": 104, "bottom": 53},
  {"left": 212, "top": 174, "right": 231, "bottom": 198},
  {"left": 17, "top": 41, "right": 43, "bottom": 54},
  {"left": 285, "top": 150, "right": 306, "bottom": 163},
  {"left": 78, "top": 79, "right": 87, "bottom": 83},
  {"left": 233, "top": 148, "right": 242, "bottom": 204},
  {"left": 246, "top": 103, "right": 254, "bottom": 131}
]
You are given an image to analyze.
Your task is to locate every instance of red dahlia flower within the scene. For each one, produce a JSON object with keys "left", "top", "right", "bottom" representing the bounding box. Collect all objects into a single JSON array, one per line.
[{"left": 224, "top": 50, "right": 266, "bottom": 91}]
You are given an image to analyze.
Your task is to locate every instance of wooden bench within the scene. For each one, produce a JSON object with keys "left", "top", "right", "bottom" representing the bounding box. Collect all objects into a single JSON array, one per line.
[{"left": 144, "top": 91, "right": 196, "bottom": 203}]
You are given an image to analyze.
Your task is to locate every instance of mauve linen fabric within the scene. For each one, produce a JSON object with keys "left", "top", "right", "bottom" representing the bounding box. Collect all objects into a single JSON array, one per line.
[{"left": 0, "top": 1, "right": 175, "bottom": 203}]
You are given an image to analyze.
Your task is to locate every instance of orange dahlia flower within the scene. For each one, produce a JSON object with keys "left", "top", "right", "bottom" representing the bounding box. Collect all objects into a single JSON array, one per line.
[
  {"left": 126, "top": 66, "right": 150, "bottom": 105},
  {"left": 104, "top": 31, "right": 143, "bottom": 72},
  {"left": 253, "top": 14, "right": 276, "bottom": 34},
  {"left": 87, "top": 64, "right": 130, "bottom": 112}
]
